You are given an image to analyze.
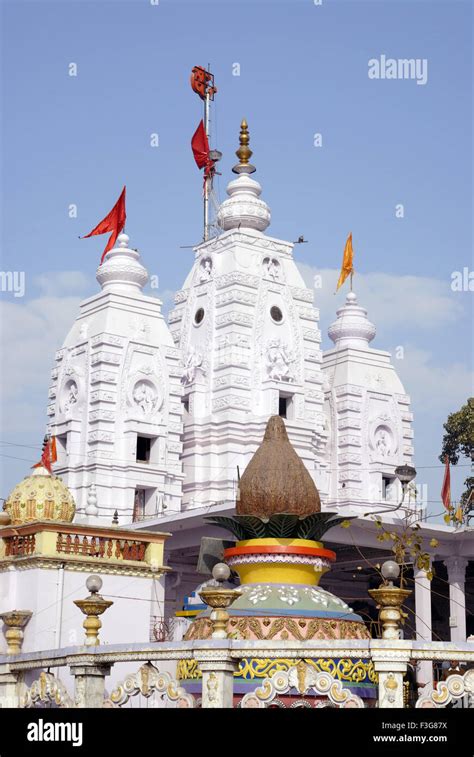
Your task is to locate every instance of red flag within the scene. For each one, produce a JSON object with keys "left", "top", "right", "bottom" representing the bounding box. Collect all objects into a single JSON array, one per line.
[
  {"left": 33, "top": 436, "right": 57, "bottom": 474},
  {"left": 441, "top": 455, "right": 451, "bottom": 510},
  {"left": 191, "top": 120, "right": 210, "bottom": 169},
  {"left": 81, "top": 186, "right": 126, "bottom": 264},
  {"left": 191, "top": 121, "right": 215, "bottom": 190}
]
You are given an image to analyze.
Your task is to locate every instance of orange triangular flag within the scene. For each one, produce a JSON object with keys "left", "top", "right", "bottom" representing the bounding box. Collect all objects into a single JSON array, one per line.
[
  {"left": 441, "top": 455, "right": 451, "bottom": 511},
  {"left": 335, "top": 232, "right": 354, "bottom": 292},
  {"left": 81, "top": 186, "right": 126, "bottom": 265}
]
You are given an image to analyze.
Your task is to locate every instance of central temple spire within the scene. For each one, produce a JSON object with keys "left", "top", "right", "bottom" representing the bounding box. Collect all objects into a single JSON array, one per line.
[
  {"left": 232, "top": 118, "right": 256, "bottom": 175},
  {"left": 217, "top": 118, "right": 270, "bottom": 232}
]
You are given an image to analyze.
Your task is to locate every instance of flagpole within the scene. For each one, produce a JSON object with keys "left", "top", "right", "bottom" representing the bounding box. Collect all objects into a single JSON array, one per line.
[{"left": 203, "top": 85, "right": 210, "bottom": 242}]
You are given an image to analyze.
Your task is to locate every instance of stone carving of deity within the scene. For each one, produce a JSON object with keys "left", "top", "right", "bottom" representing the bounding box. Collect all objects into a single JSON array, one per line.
[
  {"left": 64, "top": 381, "right": 78, "bottom": 412},
  {"left": 133, "top": 382, "right": 157, "bottom": 415},
  {"left": 266, "top": 339, "right": 295, "bottom": 382},
  {"left": 199, "top": 257, "right": 213, "bottom": 282},
  {"left": 263, "top": 257, "right": 280, "bottom": 280},
  {"left": 375, "top": 429, "right": 391, "bottom": 457},
  {"left": 181, "top": 348, "right": 204, "bottom": 385},
  {"left": 207, "top": 672, "right": 219, "bottom": 702}
]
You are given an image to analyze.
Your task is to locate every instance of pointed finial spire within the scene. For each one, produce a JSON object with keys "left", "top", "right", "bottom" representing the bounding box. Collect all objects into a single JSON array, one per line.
[
  {"left": 85, "top": 482, "right": 99, "bottom": 517},
  {"left": 232, "top": 118, "right": 256, "bottom": 175}
]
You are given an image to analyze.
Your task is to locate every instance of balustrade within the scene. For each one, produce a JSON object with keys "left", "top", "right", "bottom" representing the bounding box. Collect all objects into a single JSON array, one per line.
[{"left": 0, "top": 638, "right": 472, "bottom": 709}]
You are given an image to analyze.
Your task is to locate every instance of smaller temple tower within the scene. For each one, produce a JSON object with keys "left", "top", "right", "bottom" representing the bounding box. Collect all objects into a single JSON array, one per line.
[
  {"left": 47, "top": 233, "right": 184, "bottom": 523},
  {"left": 323, "top": 292, "right": 415, "bottom": 515}
]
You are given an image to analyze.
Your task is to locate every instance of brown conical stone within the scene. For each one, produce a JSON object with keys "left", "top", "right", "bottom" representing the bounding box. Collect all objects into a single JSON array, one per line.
[{"left": 237, "top": 416, "right": 321, "bottom": 517}]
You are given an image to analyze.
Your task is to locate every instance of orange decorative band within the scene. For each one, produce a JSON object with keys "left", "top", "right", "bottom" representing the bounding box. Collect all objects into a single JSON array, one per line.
[
  {"left": 224, "top": 544, "right": 336, "bottom": 561},
  {"left": 226, "top": 554, "right": 332, "bottom": 570}
]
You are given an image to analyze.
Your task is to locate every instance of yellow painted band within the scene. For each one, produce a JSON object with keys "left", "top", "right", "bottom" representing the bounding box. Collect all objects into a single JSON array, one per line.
[
  {"left": 175, "top": 610, "right": 201, "bottom": 617},
  {"left": 234, "top": 562, "right": 328, "bottom": 586},
  {"left": 236, "top": 538, "right": 323, "bottom": 549}
]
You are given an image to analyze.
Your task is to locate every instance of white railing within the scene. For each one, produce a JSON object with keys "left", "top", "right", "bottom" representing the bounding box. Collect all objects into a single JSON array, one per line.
[{"left": 0, "top": 638, "right": 473, "bottom": 709}]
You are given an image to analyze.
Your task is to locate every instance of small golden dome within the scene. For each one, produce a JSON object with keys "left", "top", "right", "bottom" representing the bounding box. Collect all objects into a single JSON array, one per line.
[
  {"left": 5, "top": 466, "right": 76, "bottom": 526},
  {"left": 237, "top": 416, "right": 321, "bottom": 517}
]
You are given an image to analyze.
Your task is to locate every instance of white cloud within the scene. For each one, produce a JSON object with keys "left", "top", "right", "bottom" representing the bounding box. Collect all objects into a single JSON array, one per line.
[
  {"left": 0, "top": 295, "right": 82, "bottom": 405},
  {"left": 33, "top": 271, "right": 91, "bottom": 298},
  {"left": 395, "top": 345, "right": 473, "bottom": 414},
  {"left": 298, "top": 265, "right": 465, "bottom": 339}
]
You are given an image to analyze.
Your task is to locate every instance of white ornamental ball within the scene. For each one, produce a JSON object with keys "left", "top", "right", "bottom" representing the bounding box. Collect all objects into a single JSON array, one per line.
[
  {"left": 212, "top": 562, "right": 231, "bottom": 583},
  {"left": 86, "top": 574, "right": 103, "bottom": 594},
  {"left": 381, "top": 560, "right": 400, "bottom": 582}
]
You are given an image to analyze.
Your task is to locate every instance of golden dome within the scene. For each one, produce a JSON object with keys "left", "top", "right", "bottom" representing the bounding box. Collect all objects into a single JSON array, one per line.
[
  {"left": 237, "top": 416, "right": 321, "bottom": 517},
  {"left": 5, "top": 466, "right": 76, "bottom": 526}
]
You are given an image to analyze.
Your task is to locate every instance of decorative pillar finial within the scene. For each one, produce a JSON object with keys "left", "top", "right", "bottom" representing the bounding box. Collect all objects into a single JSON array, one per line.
[
  {"left": 368, "top": 561, "right": 411, "bottom": 640},
  {"left": 232, "top": 119, "right": 256, "bottom": 175},
  {"left": 0, "top": 610, "right": 32, "bottom": 654},
  {"left": 198, "top": 563, "right": 241, "bottom": 638},
  {"left": 85, "top": 482, "right": 99, "bottom": 517},
  {"left": 74, "top": 575, "right": 113, "bottom": 646}
]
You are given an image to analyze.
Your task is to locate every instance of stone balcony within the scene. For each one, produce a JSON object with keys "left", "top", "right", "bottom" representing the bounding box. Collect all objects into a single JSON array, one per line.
[{"left": 0, "top": 521, "right": 171, "bottom": 577}]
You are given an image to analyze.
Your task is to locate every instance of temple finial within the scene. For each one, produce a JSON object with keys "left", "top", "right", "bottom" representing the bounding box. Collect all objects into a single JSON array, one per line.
[{"left": 232, "top": 118, "right": 256, "bottom": 174}]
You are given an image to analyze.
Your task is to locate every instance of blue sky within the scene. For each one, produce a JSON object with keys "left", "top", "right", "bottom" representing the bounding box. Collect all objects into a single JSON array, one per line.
[{"left": 0, "top": 0, "right": 472, "bottom": 518}]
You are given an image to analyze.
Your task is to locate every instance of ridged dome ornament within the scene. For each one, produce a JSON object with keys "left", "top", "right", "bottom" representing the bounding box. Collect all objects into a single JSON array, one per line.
[
  {"left": 96, "top": 233, "right": 149, "bottom": 293},
  {"left": 5, "top": 465, "right": 76, "bottom": 525},
  {"left": 328, "top": 292, "right": 376, "bottom": 349}
]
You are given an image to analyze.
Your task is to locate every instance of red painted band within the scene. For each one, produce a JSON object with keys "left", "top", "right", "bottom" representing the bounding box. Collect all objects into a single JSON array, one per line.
[{"left": 223, "top": 544, "right": 336, "bottom": 561}]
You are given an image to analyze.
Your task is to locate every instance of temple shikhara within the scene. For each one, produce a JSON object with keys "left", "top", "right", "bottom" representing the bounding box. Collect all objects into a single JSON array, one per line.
[{"left": 0, "top": 77, "right": 472, "bottom": 710}]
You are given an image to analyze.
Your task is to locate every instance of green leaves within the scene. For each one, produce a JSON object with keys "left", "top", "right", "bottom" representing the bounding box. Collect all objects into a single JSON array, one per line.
[
  {"left": 204, "top": 516, "right": 250, "bottom": 541},
  {"left": 267, "top": 515, "right": 300, "bottom": 538},
  {"left": 297, "top": 512, "right": 354, "bottom": 540},
  {"left": 234, "top": 516, "right": 268, "bottom": 538},
  {"left": 205, "top": 512, "right": 355, "bottom": 541}
]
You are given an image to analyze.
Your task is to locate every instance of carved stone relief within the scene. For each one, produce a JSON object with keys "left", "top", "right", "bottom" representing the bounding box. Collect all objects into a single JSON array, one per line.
[{"left": 266, "top": 339, "right": 296, "bottom": 382}]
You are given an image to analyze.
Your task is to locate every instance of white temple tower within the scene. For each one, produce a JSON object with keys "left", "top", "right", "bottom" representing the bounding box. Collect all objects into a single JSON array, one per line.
[
  {"left": 322, "top": 292, "right": 416, "bottom": 515},
  {"left": 47, "top": 233, "right": 184, "bottom": 522},
  {"left": 168, "top": 121, "right": 328, "bottom": 510}
]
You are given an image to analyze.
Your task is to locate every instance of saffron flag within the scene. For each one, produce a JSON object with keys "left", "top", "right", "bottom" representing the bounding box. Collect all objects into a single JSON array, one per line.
[
  {"left": 33, "top": 436, "right": 57, "bottom": 474},
  {"left": 81, "top": 186, "right": 126, "bottom": 264},
  {"left": 441, "top": 455, "right": 451, "bottom": 511},
  {"left": 335, "top": 232, "right": 354, "bottom": 292}
]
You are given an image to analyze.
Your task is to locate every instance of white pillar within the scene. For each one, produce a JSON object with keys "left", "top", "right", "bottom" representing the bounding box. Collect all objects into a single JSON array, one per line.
[
  {"left": 194, "top": 651, "right": 237, "bottom": 708},
  {"left": 371, "top": 644, "right": 409, "bottom": 709},
  {"left": 0, "top": 664, "right": 21, "bottom": 708},
  {"left": 413, "top": 563, "right": 433, "bottom": 690},
  {"left": 444, "top": 557, "right": 468, "bottom": 643},
  {"left": 71, "top": 663, "right": 111, "bottom": 708}
]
